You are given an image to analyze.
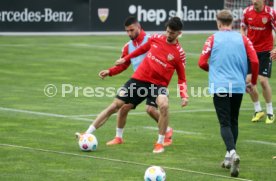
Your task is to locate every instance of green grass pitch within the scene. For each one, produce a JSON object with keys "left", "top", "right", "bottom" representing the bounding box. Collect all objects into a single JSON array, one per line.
[{"left": 0, "top": 34, "right": 275, "bottom": 181}]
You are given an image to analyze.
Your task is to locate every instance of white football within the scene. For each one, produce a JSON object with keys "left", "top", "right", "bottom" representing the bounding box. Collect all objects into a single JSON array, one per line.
[
  {"left": 144, "top": 166, "right": 166, "bottom": 181},
  {"left": 78, "top": 133, "right": 98, "bottom": 151}
]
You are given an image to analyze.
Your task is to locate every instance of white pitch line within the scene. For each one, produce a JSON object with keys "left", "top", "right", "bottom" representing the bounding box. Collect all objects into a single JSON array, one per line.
[
  {"left": 69, "top": 43, "right": 119, "bottom": 50},
  {"left": 0, "top": 42, "right": 133, "bottom": 52},
  {"left": 0, "top": 107, "right": 91, "bottom": 122},
  {"left": 69, "top": 108, "right": 219, "bottom": 117},
  {"left": 244, "top": 140, "right": 276, "bottom": 147},
  {"left": 0, "top": 43, "right": 200, "bottom": 56},
  {"left": 0, "top": 143, "right": 253, "bottom": 181},
  {"left": 1, "top": 106, "right": 275, "bottom": 119},
  {"left": 0, "top": 106, "right": 218, "bottom": 119},
  {"left": 1, "top": 106, "right": 276, "bottom": 147},
  {"left": 70, "top": 107, "right": 275, "bottom": 118},
  {"left": 144, "top": 126, "right": 202, "bottom": 135}
]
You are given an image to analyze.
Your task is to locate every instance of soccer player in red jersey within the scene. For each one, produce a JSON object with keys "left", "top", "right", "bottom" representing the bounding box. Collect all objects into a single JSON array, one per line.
[
  {"left": 241, "top": 0, "right": 276, "bottom": 124},
  {"left": 77, "top": 17, "right": 188, "bottom": 154},
  {"left": 98, "top": 16, "right": 173, "bottom": 146}
]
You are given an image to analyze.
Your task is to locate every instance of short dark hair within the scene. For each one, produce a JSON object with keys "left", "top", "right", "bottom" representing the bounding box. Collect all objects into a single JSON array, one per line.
[
  {"left": 124, "top": 16, "right": 138, "bottom": 26},
  {"left": 165, "top": 17, "right": 183, "bottom": 31},
  {"left": 216, "top": 10, "right": 233, "bottom": 26}
]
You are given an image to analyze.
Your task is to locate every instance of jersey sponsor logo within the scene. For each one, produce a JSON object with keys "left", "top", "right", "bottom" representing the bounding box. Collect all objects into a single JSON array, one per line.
[
  {"left": 147, "top": 52, "right": 167, "bottom": 68},
  {"left": 98, "top": 8, "right": 109, "bottom": 23},
  {"left": 248, "top": 18, "right": 253, "bottom": 21},
  {"left": 167, "top": 53, "right": 174, "bottom": 61},
  {"left": 248, "top": 25, "right": 266, "bottom": 31},
  {"left": 262, "top": 17, "right": 268, "bottom": 24}
]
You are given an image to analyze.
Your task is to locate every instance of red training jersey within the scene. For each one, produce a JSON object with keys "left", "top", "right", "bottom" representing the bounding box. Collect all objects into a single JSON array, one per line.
[
  {"left": 241, "top": 5, "right": 276, "bottom": 52},
  {"left": 124, "top": 34, "right": 188, "bottom": 98},
  {"left": 108, "top": 30, "right": 147, "bottom": 76}
]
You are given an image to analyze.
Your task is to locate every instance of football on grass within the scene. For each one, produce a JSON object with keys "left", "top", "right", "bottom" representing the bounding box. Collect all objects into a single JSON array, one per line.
[
  {"left": 78, "top": 133, "right": 98, "bottom": 151},
  {"left": 144, "top": 166, "right": 166, "bottom": 181}
]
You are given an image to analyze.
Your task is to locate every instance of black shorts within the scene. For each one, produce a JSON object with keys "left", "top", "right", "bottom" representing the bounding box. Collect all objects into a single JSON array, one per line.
[
  {"left": 116, "top": 78, "right": 168, "bottom": 109},
  {"left": 248, "top": 51, "right": 272, "bottom": 78}
]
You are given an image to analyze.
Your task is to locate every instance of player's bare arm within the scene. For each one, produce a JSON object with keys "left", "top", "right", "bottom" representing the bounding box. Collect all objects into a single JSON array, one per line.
[{"left": 115, "top": 58, "right": 126, "bottom": 65}]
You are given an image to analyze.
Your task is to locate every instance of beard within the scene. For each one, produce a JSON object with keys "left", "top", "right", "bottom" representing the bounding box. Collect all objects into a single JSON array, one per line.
[
  {"left": 167, "top": 37, "right": 174, "bottom": 43},
  {"left": 129, "top": 32, "right": 139, "bottom": 40}
]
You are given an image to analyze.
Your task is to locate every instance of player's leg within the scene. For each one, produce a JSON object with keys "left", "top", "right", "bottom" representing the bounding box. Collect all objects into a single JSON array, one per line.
[
  {"left": 258, "top": 53, "right": 274, "bottom": 124},
  {"left": 77, "top": 78, "right": 137, "bottom": 139},
  {"left": 92, "top": 98, "right": 125, "bottom": 129},
  {"left": 214, "top": 93, "right": 240, "bottom": 176},
  {"left": 259, "top": 76, "right": 272, "bottom": 104},
  {"left": 106, "top": 103, "right": 134, "bottom": 145},
  {"left": 246, "top": 74, "right": 259, "bottom": 103},
  {"left": 117, "top": 104, "right": 134, "bottom": 128},
  {"left": 76, "top": 98, "right": 125, "bottom": 138},
  {"left": 145, "top": 105, "right": 159, "bottom": 123},
  {"left": 259, "top": 75, "right": 274, "bottom": 123},
  {"left": 229, "top": 93, "right": 243, "bottom": 177},
  {"left": 106, "top": 78, "right": 147, "bottom": 145},
  {"left": 145, "top": 97, "right": 173, "bottom": 146},
  {"left": 230, "top": 94, "right": 243, "bottom": 146},
  {"left": 153, "top": 94, "right": 169, "bottom": 153},
  {"left": 247, "top": 55, "right": 265, "bottom": 122},
  {"left": 247, "top": 74, "right": 264, "bottom": 122},
  {"left": 156, "top": 95, "right": 169, "bottom": 135},
  {"left": 229, "top": 93, "right": 242, "bottom": 177},
  {"left": 213, "top": 94, "right": 235, "bottom": 152}
]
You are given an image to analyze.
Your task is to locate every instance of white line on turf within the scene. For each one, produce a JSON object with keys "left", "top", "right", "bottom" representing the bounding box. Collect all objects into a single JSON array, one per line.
[
  {"left": 0, "top": 107, "right": 91, "bottom": 122},
  {"left": 0, "top": 106, "right": 201, "bottom": 135},
  {"left": 244, "top": 140, "right": 276, "bottom": 147},
  {"left": 69, "top": 107, "right": 276, "bottom": 117},
  {"left": 0, "top": 143, "right": 253, "bottom": 181},
  {"left": 0, "top": 43, "right": 200, "bottom": 56},
  {"left": 1, "top": 106, "right": 275, "bottom": 121},
  {"left": 0, "top": 106, "right": 220, "bottom": 118},
  {"left": 69, "top": 108, "right": 218, "bottom": 117},
  {"left": 2, "top": 106, "right": 275, "bottom": 148},
  {"left": 143, "top": 126, "right": 201, "bottom": 135},
  {"left": 0, "top": 31, "right": 215, "bottom": 36}
]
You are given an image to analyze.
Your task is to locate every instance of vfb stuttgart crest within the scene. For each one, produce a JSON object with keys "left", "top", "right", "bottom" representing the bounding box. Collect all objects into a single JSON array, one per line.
[
  {"left": 98, "top": 8, "right": 109, "bottom": 23},
  {"left": 262, "top": 17, "right": 268, "bottom": 24},
  {"left": 167, "top": 53, "right": 174, "bottom": 61}
]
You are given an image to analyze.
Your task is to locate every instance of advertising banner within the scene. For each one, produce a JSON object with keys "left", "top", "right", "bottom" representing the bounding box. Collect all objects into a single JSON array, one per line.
[
  {"left": 0, "top": 0, "right": 232, "bottom": 32},
  {"left": 91, "top": 0, "right": 224, "bottom": 31},
  {"left": 0, "top": 0, "right": 90, "bottom": 32}
]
